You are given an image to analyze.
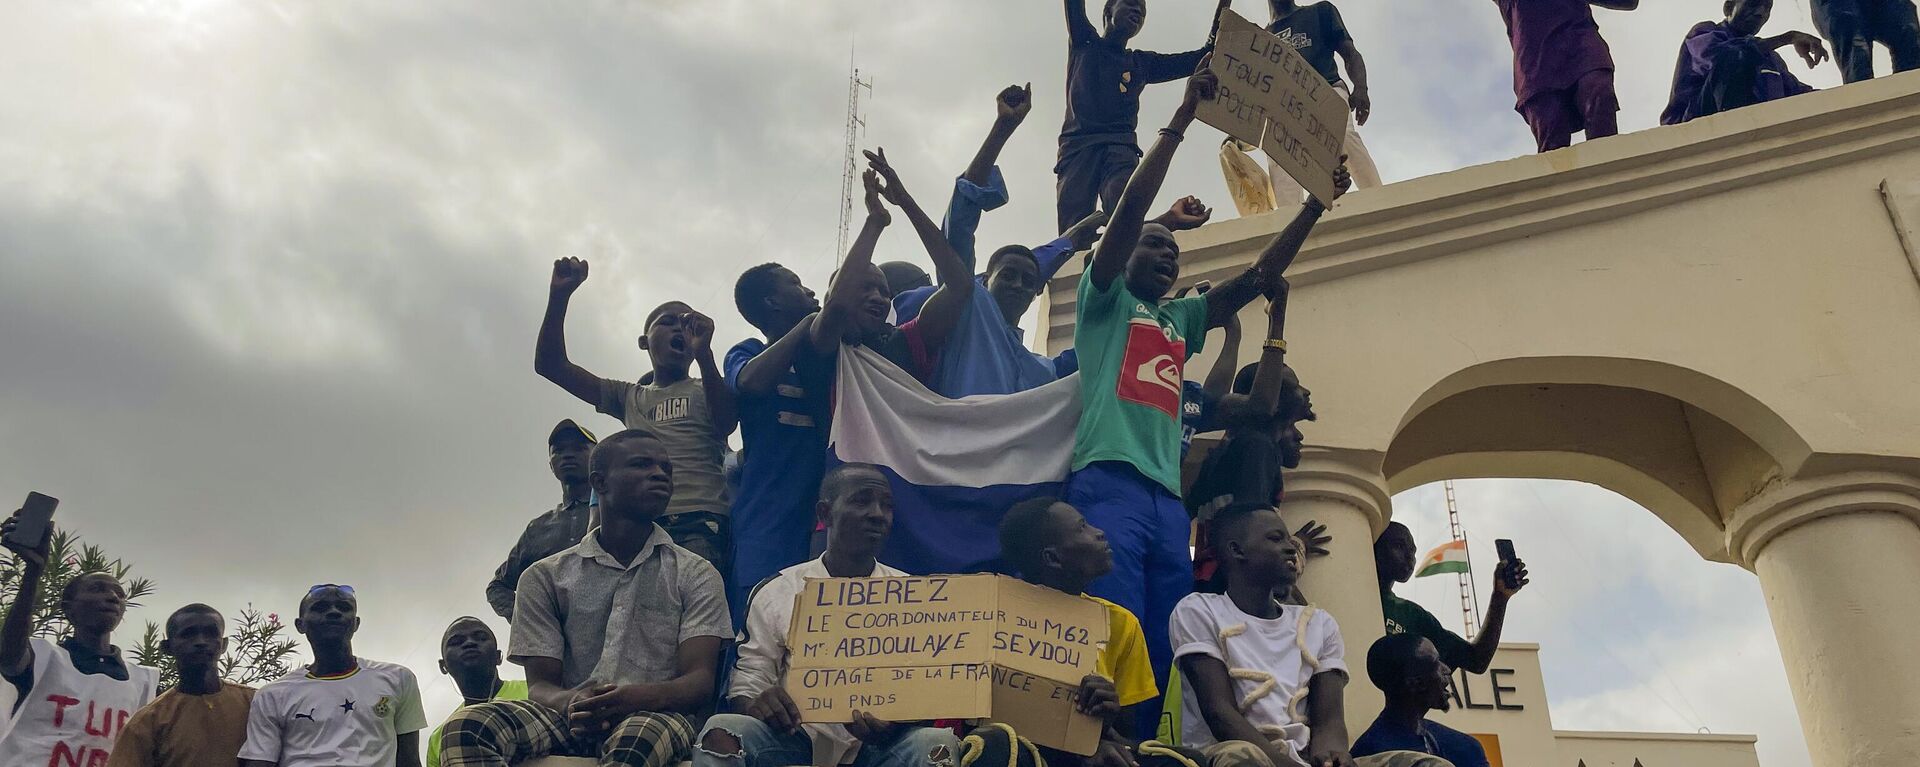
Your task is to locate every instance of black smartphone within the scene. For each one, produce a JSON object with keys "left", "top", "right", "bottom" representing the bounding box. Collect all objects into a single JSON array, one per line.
[
  {"left": 1494, "top": 538, "right": 1519, "bottom": 589},
  {"left": 7, "top": 492, "right": 57, "bottom": 550}
]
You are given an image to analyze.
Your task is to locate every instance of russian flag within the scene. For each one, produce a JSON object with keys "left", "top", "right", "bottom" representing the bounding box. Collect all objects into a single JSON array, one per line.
[{"left": 829, "top": 345, "right": 1081, "bottom": 576}]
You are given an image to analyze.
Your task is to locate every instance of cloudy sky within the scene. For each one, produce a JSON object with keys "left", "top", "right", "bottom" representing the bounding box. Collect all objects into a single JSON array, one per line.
[{"left": 0, "top": 0, "right": 1849, "bottom": 763}]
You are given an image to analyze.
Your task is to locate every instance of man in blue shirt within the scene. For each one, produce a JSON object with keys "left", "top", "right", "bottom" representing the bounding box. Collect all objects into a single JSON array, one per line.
[
  {"left": 1056, "top": 0, "right": 1230, "bottom": 232},
  {"left": 896, "top": 84, "right": 1211, "bottom": 398},
  {"left": 725, "top": 262, "right": 825, "bottom": 625},
  {"left": 1353, "top": 634, "right": 1492, "bottom": 767}
]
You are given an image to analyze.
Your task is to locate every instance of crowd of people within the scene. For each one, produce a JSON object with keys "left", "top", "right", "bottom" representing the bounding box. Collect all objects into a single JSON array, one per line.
[{"left": 8, "top": 0, "right": 1907, "bottom": 764}]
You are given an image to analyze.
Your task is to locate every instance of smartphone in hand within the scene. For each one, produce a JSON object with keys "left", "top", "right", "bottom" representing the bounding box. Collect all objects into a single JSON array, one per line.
[
  {"left": 1494, "top": 538, "right": 1520, "bottom": 590},
  {"left": 7, "top": 493, "right": 57, "bottom": 550}
]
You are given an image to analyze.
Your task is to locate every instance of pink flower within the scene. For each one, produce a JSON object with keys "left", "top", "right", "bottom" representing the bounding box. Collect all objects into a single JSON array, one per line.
[{"left": 267, "top": 613, "right": 279, "bottom": 624}]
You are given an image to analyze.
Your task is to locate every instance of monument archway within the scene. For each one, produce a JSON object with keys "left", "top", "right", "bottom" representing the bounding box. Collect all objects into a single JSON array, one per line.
[{"left": 1042, "top": 72, "right": 1920, "bottom": 767}]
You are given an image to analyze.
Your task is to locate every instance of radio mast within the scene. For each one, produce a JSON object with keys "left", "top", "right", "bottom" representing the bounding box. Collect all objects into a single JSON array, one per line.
[{"left": 836, "top": 59, "right": 873, "bottom": 263}]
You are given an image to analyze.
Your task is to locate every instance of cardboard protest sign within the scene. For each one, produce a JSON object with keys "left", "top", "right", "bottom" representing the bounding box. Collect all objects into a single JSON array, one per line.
[
  {"left": 783, "top": 574, "right": 1109, "bottom": 755},
  {"left": 1197, "top": 8, "right": 1349, "bottom": 204}
]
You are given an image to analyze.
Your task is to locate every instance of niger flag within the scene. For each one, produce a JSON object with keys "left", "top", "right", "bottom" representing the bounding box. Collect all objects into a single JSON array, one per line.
[{"left": 1416, "top": 539, "right": 1471, "bottom": 578}]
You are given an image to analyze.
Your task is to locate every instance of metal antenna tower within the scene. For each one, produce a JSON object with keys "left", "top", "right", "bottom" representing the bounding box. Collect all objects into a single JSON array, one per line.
[
  {"left": 1445, "top": 480, "right": 1484, "bottom": 639},
  {"left": 836, "top": 60, "right": 873, "bottom": 263}
]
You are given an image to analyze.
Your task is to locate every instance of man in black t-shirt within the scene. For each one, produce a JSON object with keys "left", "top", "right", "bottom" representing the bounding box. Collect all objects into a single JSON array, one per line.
[
  {"left": 1221, "top": 0, "right": 1384, "bottom": 213},
  {"left": 1375, "top": 521, "right": 1529, "bottom": 674},
  {"left": 1056, "top": 0, "right": 1229, "bottom": 233}
]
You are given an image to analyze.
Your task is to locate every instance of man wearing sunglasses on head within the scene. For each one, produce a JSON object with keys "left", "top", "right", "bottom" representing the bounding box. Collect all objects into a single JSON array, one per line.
[{"left": 239, "top": 585, "right": 428, "bottom": 767}]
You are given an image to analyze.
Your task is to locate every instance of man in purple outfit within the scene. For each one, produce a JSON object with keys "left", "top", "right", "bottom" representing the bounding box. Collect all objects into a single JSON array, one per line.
[
  {"left": 1662, "top": 0, "right": 1828, "bottom": 125},
  {"left": 1492, "top": 0, "right": 1639, "bottom": 152}
]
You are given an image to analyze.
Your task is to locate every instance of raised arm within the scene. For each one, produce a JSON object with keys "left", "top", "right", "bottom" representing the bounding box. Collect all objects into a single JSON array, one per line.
[
  {"left": 1225, "top": 277, "right": 1294, "bottom": 423},
  {"left": 1304, "top": 670, "right": 1355, "bottom": 767},
  {"left": 1065, "top": 0, "right": 1098, "bottom": 44},
  {"left": 534, "top": 257, "right": 612, "bottom": 406},
  {"left": 1466, "top": 556, "right": 1531, "bottom": 673},
  {"left": 964, "top": 84, "right": 1030, "bottom": 189},
  {"left": 0, "top": 511, "right": 49, "bottom": 680},
  {"left": 811, "top": 167, "right": 891, "bottom": 351},
  {"left": 1089, "top": 63, "right": 1219, "bottom": 290},
  {"left": 1201, "top": 166, "right": 1350, "bottom": 329},
  {"left": 871, "top": 149, "right": 973, "bottom": 348},
  {"left": 682, "top": 310, "right": 738, "bottom": 440},
  {"left": 1136, "top": 0, "right": 1231, "bottom": 82},
  {"left": 944, "top": 85, "right": 1029, "bottom": 273},
  {"left": 1200, "top": 285, "right": 1241, "bottom": 402}
]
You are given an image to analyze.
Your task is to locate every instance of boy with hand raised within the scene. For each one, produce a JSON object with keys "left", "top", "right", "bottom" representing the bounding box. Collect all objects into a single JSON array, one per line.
[
  {"left": 537, "top": 255, "right": 736, "bottom": 569},
  {"left": 0, "top": 510, "right": 158, "bottom": 765}
]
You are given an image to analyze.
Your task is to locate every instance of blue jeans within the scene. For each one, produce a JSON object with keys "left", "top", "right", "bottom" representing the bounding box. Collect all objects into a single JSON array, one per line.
[{"left": 694, "top": 714, "right": 959, "bottom": 767}]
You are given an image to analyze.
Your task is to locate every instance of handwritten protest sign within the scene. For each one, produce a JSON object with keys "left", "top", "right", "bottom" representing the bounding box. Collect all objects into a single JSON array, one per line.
[
  {"left": 784, "top": 574, "right": 1109, "bottom": 755},
  {"left": 1197, "top": 8, "right": 1349, "bottom": 204}
]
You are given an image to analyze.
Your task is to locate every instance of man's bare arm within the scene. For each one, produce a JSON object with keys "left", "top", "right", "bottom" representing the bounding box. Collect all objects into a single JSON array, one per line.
[
  {"left": 1336, "top": 40, "right": 1371, "bottom": 126},
  {"left": 1305, "top": 670, "right": 1355, "bottom": 766},
  {"left": 734, "top": 315, "right": 818, "bottom": 397},
  {"left": 0, "top": 513, "right": 48, "bottom": 679},
  {"left": 571, "top": 636, "right": 725, "bottom": 731},
  {"left": 871, "top": 149, "right": 974, "bottom": 348},
  {"left": 810, "top": 168, "right": 890, "bottom": 351},
  {"left": 1202, "top": 164, "right": 1349, "bottom": 330},
  {"left": 533, "top": 257, "right": 611, "bottom": 406},
  {"left": 963, "top": 84, "right": 1031, "bottom": 188},
  {"left": 395, "top": 732, "right": 421, "bottom": 767},
  {"left": 1089, "top": 64, "right": 1219, "bottom": 291},
  {"left": 1184, "top": 655, "right": 1297, "bottom": 767},
  {"left": 682, "top": 311, "right": 737, "bottom": 439}
]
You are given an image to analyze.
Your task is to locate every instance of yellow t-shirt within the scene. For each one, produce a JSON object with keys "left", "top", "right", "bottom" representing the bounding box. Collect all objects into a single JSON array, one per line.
[{"left": 1089, "top": 596, "right": 1158, "bottom": 707}]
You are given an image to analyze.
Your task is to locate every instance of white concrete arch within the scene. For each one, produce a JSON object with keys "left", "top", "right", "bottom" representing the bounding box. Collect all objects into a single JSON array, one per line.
[{"left": 1036, "top": 71, "right": 1920, "bottom": 767}]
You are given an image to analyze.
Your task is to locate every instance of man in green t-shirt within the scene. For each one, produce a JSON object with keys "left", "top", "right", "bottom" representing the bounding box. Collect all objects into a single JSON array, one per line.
[
  {"left": 425, "top": 617, "right": 528, "bottom": 767},
  {"left": 1374, "top": 522, "right": 1530, "bottom": 674},
  {"left": 1063, "top": 60, "right": 1351, "bottom": 734}
]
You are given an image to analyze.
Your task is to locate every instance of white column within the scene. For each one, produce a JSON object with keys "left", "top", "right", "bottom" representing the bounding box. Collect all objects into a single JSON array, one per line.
[
  {"left": 1731, "top": 471, "right": 1920, "bottom": 767},
  {"left": 1278, "top": 448, "right": 1393, "bottom": 726}
]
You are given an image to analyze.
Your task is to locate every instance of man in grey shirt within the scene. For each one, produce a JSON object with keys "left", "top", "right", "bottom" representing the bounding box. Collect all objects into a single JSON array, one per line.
[
  {"left": 535, "top": 256, "right": 737, "bottom": 572},
  {"left": 440, "top": 430, "right": 731, "bottom": 767}
]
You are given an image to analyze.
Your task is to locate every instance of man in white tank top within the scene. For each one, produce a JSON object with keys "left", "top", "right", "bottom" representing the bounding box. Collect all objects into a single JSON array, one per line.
[{"left": 0, "top": 510, "right": 159, "bottom": 767}]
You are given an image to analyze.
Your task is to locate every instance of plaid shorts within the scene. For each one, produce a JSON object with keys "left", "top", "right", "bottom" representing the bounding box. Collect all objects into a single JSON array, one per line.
[{"left": 439, "top": 698, "right": 695, "bottom": 767}]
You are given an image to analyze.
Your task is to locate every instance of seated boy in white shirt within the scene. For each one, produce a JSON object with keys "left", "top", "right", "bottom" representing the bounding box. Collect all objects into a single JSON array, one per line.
[
  {"left": 1170, "top": 506, "right": 1451, "bottom": 767},
  {"left": 694, "top": 463, "right": 959, "bottom": 767}
]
